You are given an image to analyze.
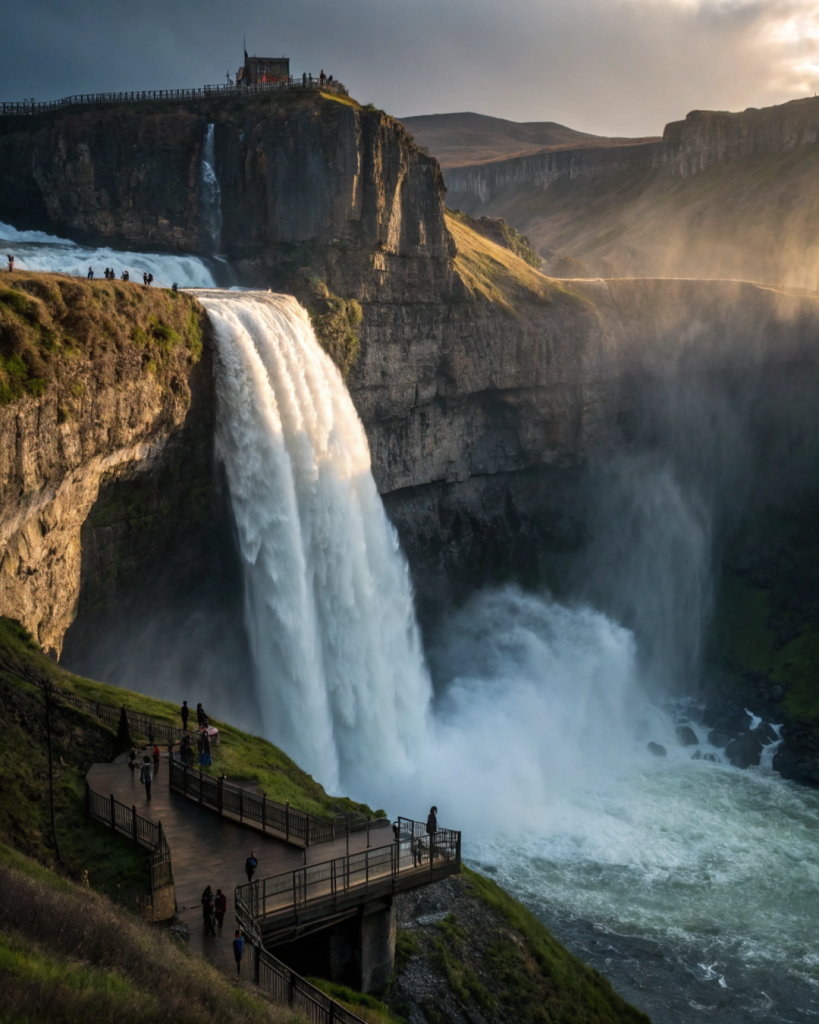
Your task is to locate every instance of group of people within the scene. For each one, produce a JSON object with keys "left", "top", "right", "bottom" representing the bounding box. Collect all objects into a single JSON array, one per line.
[
  {"left": 178, "top": 700, "right": 214, "bottom": 767},
  {"left": 201, "top": 885, "right": 245, "bottom": 975},
  {"left": 127, "top": 743, "right": 163, "bottom": 801},
  {"left": 85, "top": 266, "right": 152, "bottom": 285}
]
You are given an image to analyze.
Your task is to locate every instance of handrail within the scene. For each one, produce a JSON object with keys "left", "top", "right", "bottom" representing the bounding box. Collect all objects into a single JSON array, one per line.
[
  {"left": 168, "top": 757, "right": 338, "bottom": 848},
  {"left": 0, "top": 78, "right": 348, "bottom": 117},
  {"left": 53, "top": 685, "right": 186, "bottom": 745},
  {"left": 237, "top": 820, "right": 462, "bottom": 923},
  {"left": 84, "top": 780, "right": 174, "bottom": 903}
]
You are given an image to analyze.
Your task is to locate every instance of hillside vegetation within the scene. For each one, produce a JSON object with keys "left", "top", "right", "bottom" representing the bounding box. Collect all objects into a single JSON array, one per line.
[
  {"left": 0, "top": 271, "right": 204, "bottom": 406},
  {"left": 0, "top": 843, "right": 298, "bottom": 1024}
]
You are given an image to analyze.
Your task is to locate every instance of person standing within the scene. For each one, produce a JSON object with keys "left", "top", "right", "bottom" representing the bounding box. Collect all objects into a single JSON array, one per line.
[
  {"left": 245, "top": 851, "right": 258, "bottom": 883},
  {"left": 87, "top": 267, "right": 94, "bottom": 279},
  {"left": 181, "top": 700, "right": 189, "bottom": 731},
  {"left": 214, "top": 889, "right": 227, "bottom": 933},
  {"left": 197, "top": 703, "right": 207, "bottom": 728},
  {"left": 426, "top": 806, "right": 437, "bottom": 861},
  {"left": 152, "top": 744, "right": 161, "bottom": 772},
  {"left": 201, "top": 729, "right": 212, "bottom": 767},
  {"left": 6, "top": 255, "right": 13, "bottom": 272},
  {"left": 233, "top": 929, "right": 244, "bottom": 976},
  {"left": 128, "top": 747, "right": 137, "bottom": 772},
  {"left": 202, "top": 885, "right": 216, "bottom": 937},
  {"left": 140, "top": 755, "right": 153, "bottom": 802}
]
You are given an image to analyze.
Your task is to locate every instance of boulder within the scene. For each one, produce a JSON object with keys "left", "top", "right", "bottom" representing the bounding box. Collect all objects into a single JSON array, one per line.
[
  {"left": 725, "top": 732, "right": 763, "bottom": 769},
  {"left": 676, "top": 724, "right": 699, "bottom": 747},
  {"left": 708, "top": 730, "right": 732, "bottom": 748},
  {"left": 702, "top": 753, "right": 720, "bottom": 763},
  {"left": 647, "top": 742, "right": 667, "bottom": 757},
  {"left": 753, "top": 721, "right": 778, "bottom": 745},
  {"left": 691, "top": 749, "right": 702, "bottom": 760}
]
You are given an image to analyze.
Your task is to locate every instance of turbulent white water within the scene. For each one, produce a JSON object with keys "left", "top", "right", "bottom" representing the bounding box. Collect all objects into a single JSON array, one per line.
[
  {"left": 200, "top": 125, "right": 222, "bottom": 253},
  {"left": 0, "top": 221, "right": 216, "bottom": 287},
  {"left": 9, "top": 224, "right": 819, "bottom": 1019},
  {"left": 200, "top": 291, "right": 431, "bottom": 792}
]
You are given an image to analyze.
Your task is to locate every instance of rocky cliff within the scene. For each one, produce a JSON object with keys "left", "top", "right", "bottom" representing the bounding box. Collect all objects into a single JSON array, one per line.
[{"left": 443, "top": 96, "right": 819, "bottom": 287}]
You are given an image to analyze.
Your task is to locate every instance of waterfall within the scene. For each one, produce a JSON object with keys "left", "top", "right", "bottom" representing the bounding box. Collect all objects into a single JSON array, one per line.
[
  {"left": 200, "top": 125, "right": 222, "bottom": 253},
  {"left": 199, "top": 290, "right": 432, "bottom": 792}
]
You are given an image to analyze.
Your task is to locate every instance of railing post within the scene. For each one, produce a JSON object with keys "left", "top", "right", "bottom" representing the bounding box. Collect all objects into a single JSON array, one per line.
[
  {"left": 110, "top": 793, "right": 116, "bottom": 833},
  {"left": 183, "top": 763, "right": 188, "bottom": 797},
  {"left": 217, "top": 776, "right": 223, "bottom": 816},
  {"left": 285, "top": 801, "right": 290, "bottom": 843},
  {"left": 239, "top": 787, "right": 243, "bottom": 822},
  {"left": 132, "top": 805, "right": 138, "bottom": 844},
  {"left": 199, "top": 768, "right": 203, "bottom": 805},
  {"left": 367, "top": 816, "right": 370, "bottom": 849},
  {"left": 262, "top": 793, "right": 266, "bottom": 832}
]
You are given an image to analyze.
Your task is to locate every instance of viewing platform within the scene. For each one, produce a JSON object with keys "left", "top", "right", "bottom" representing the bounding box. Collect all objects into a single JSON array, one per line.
[{"left": 0, "top": 78, "right": 348, "bottom": 118}]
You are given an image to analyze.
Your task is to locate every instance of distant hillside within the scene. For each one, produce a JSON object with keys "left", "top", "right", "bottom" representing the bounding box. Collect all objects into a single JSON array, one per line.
[
  {"left": 398, "top": 111, "right": 655, "bottom": 168},
  {"left": 440, "top": 96, "right": 819, "bottom": 288}
]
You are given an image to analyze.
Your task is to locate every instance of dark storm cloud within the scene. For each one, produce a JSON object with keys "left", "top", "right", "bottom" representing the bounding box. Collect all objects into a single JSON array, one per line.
[{"left": 4, "top": 0, "right": 819, "bottom": 135}]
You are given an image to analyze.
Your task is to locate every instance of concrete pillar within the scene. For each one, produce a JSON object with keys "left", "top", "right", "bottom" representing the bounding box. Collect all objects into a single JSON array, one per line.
[{"left": 357, "top": 898, "right": 396, "bottom": 993}]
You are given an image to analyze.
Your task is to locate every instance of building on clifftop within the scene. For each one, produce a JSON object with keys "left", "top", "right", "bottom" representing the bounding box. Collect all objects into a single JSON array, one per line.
[{"left": 237, "top": 51, "right": 290, "bottom": 86}]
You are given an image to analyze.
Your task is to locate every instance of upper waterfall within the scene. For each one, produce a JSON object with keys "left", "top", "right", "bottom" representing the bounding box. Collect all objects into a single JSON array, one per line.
[
  {"left": 199, "top": 290, "right": 433, "bottom": 791},
  {"left": 200, "top": 125, "right": 222, "bottom": 254}
]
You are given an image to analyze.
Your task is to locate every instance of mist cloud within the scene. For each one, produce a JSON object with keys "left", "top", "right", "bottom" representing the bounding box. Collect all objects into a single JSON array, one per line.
[{"left": 3, "top": 0, "right": 819, "bottom": 136}]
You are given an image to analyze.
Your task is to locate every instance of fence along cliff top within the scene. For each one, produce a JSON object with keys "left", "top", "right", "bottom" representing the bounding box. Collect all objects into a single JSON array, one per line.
[{"left": 0, "top": 77, "right": 348, "bottom": 117}]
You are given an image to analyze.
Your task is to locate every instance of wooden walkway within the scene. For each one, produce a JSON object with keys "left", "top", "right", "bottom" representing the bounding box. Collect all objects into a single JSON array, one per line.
[{"left": 87, "top": 752, "right": 394, "bottom": 972}]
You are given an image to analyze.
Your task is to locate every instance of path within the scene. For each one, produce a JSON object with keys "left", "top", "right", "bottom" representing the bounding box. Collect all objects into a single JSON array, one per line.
[{"left": 88, "top": 751, "right": 394, "bottom": 974}]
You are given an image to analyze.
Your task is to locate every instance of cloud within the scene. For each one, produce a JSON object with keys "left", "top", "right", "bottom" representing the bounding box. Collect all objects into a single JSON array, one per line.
[{"left": 3, "top": 0, "right": 819, "bottom": 135}]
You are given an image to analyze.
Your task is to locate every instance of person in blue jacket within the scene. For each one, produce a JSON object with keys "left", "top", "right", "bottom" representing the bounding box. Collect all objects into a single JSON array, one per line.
[{"left": 233, "top": 929, "right": 244, "bottom": 976}]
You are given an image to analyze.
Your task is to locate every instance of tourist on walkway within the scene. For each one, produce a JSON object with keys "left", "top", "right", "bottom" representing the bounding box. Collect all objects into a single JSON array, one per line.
[
  {"left": 197, "top": 702, "right": 208, "bottom": 728},
  {"left": 392, "top": 820, "right": 400, "bottom": 843},
  {"left": 233, "top": 929, "right": 244, "bottom": 976},
  {"left": 319, "top": 69, "right": 326, "bottom": 87},
  {"left": 152, "top": 744, "right": 161, "bottom": 772},
  {"left": 87, "top": 267, "right": 94, "bottom": 279},
  {"left": 202, "top": 885, "right": 216, "bottom": 937},
  {"left": 215, "top": 889, "right": 227, "bottom": 933},
  {"left": 6, "top": 255, "right": 13, "bottom": 272},
  {"left": 426, "top": 806, "right": 438, "bottom": 835},
  {"left": 181, "top": 700, "right": 189, "bottom": 730},
  {"left": 140, "top": 755, "right": 153, "bottom": 801},
  {"left": 198, "top": 728, "right": 212, "bottom": 767},
  {"left": 128, "top": 747, "right": 137, "bottom": 772},
  {"left": 245, "top": 851, "right": 258, "bottom": 883}
]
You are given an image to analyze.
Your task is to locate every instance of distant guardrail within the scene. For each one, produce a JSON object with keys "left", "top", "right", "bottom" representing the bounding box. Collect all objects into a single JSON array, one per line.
[
  {"left": 0, "top": 78, "right": 348, "bottom": 117},
  {"left": 54, "top": 685, "right": 186, "bottom": 746}
]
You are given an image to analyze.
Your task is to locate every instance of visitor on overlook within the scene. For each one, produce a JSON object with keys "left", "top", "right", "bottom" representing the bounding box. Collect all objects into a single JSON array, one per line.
[
  {"left": 197, "top": 702, "right": 208, "bottom": 728},
  {"left": 233, "top": 929, "right": 244, "bottom": 976},
  {"left": 6, "top": 255, "right": 13, "bottom": 272},
  {"left": 426, "top": 806, "right": 438, "bottom": 835},
  {"left": 87, "top": 267, "right": 94, "bottom": 279},
  {"left": 180, "top": 700, "right": 189, "bottom": 730},
  {"left": 245, "top": 851, "right": 258, "bottom": 883},
  {"left": 320, "top": 69, "right": 326, "bottom": 86},
  {"left": 214, "top": 889, "right": 227, "bottom": 933},
  {"left": 152, "top": 744, "right": 160, "bottom": 771},
  {"left": 201, "top": 885, "right": 216, "bottom": 938},
  {"left": 139, "top": 754, "right": 153, "bottom": 801}
]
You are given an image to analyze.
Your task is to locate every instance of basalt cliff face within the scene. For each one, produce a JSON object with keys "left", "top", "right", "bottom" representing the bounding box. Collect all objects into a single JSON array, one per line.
[{"left": 444, "top": 96, "right": 819, "bottom": 287}]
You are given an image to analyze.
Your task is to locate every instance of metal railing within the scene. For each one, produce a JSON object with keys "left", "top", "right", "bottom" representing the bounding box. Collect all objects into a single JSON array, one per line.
[
  {"left": 169, "top": 758, "right": 339, "bottom": 847},
  {"left": 237, "top": 818, "right": 461, "bottom": 925},
  {"left": 0, "top": 78, "right": 348, "bottom": 117},
  {"left": 53, "top": 685, "right": 186, "bottom": 745},
  {"left": 84, "top": 781, "right": 174, "bottom": 902},
  {"left": 235, "top": 897, "right": 366, "bottom": 1024}
]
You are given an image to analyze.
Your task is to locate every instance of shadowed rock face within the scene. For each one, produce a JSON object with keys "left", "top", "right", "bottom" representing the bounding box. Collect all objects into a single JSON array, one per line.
[{"left": 0, "top": 93, "right": 453, "bottom": 272}]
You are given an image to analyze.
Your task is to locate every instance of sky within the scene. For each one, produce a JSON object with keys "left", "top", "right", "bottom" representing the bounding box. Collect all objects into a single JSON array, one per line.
[{"left": 4, "top": 0, "right": 819, "bottom": 137}]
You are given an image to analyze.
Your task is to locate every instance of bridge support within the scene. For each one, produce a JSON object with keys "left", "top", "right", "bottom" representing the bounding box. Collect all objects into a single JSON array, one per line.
[{"left": 274, "top": 897, "right": 396, "bottom": 994}]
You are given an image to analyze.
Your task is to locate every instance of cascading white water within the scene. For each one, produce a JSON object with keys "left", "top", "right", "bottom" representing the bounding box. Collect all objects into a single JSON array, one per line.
[
  {"left": 200, "top": 290, "right": 432, "bottom": 792},
  {"left": 200, "top": 125, "right": 222, "bottom": 253},
  {"left": 0, "top": 221, "right": 216, "bottom": 287}
]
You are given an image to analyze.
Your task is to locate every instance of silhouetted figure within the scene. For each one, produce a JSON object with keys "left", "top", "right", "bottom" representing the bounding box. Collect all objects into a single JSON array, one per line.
[
  {"left": 152, "top": 744, "right": 160, "bottom": 772},
  {"left": 197, "top": 703, "right": 208, "bottom": 728},
  {"left": 140, "top": 755, "right": 153, "bottom": 801},
  {"left": 392, "top": 820, "right": 400, "bottom": 843},
  {"left": 233, "top": 929, "right": 244, "bottom": 975},
  {"left": 147, "top": 273, "right": 153, "bottom": 286},
  {"left": 215, "top": 889, "right": 227, "bottom": 932},
  {"left": 87, "top": 267, "right": 94, "bottom": 279},
  {"left": 121, "top": 270, "right": 129, "bottom": 282},
  {"left": 6, "top": 255, "right": 13, "bottom": 272},
  {"left": 172, "top": 282, "right": 178, "bottom": 293},
  {"left": 245, "top": 851, "right": 258, "bottom": 883},
  {"left": 181, "top": 700, "right": 189, "bottom": 731},
  {"left": 319, "top": 69, "right": 326, "bottom": 87},
  {"left": 128, "top": 747, "right": 137, "bottom": 772},
  {"left": 302, "top": 72, "right": 307, "bottom": 87},
  {"left": 426, "top": 806, "right": 438, "bottom": 835},
  {"left": 202, "top": 885, "right": 216, "bottom": 937},
  {"left": 143, "top": 272, "right": 148, "bottom": 286}
]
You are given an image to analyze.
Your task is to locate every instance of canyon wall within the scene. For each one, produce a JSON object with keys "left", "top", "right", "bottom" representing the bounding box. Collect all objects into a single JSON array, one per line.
[{"left": 443, "top": 96, "right": 819, "bottom": 286}]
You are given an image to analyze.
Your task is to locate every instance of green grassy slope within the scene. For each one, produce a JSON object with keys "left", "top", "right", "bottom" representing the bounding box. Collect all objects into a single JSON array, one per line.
[{"left": 0, "top": 843, "right": 298, "bottom": 1024}]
